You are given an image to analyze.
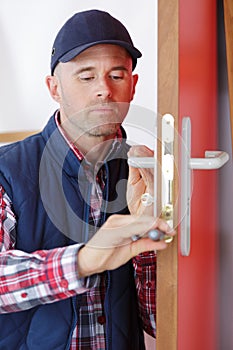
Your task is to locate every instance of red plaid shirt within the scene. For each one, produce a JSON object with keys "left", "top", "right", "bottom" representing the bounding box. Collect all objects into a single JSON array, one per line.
[{"left": 0, "top": 119, "right": 156, "bottom": 349}]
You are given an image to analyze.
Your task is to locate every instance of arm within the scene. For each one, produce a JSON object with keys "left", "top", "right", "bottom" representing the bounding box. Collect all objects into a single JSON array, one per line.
[
  {"left": 77, "top": 146, "right": 175, "bottom": 277},
  {"left": 0, "top": 186, "right": 98, "bottom": 313},
  {"left": 1, "top": 157, "right": 175, "bottom": 314}
]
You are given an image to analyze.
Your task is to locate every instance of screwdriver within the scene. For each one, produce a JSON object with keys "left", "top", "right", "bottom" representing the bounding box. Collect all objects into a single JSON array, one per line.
[{"left": 132, "top": 229, "right": 173, "bottom": 243}]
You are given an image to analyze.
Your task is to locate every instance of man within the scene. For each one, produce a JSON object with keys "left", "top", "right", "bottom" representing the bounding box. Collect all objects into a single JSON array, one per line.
[{"left": 0, "top": 10, "right": 175, "bottom": 349}]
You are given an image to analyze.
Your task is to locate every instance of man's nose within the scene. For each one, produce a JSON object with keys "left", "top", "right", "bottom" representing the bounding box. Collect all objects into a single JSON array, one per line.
[{"left": 96, "top": 78, "right": 112, "bottom": 99}]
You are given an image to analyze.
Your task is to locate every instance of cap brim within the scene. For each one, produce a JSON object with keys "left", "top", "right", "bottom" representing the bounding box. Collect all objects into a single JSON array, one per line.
[{"left": 59, "top": 40, "right": 142, "bottom": 63}]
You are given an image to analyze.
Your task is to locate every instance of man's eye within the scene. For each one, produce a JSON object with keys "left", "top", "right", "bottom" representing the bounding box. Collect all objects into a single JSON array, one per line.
[
  {"left": 79, "top": 75, "right": 95, "bottom": 81},
  {"left": 110, "top": 74, "right": 124, "bottom": 80}
]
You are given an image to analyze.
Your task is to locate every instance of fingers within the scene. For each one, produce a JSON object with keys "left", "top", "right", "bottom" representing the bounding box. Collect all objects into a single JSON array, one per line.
[
  {"left": 127, "top": 166, "right": 143, "bottom": 186},
  {"left": 131, "top": 236, "right": 168, "bottom": 256},
  {"left": 129, "top": 217, "right": 176, "bottom": 256},
  {"left": 102, "top": 214, "right": 175, "bottom": 240},
  {"left": 127, "top": 145, "right": 155, "bottom": 216},
  {"left": 128, "top": 145, "right": 154, "bottom": 158},
  {"left": 127, "top": 145, "right": 154, "bottom": 186},
  {"left": 78, "top": 214, "right": 176, "bottom": 276},
  {"left": 154, "top": 217, "right": 175, "bottom": 235}
]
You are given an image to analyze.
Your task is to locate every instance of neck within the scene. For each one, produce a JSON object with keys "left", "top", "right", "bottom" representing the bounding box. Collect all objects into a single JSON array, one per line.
[
  {"left": 60, "top": 122, "right": 117, "bottom": 163},
  {"left": 75, "top": 133, "right": 116, "bottom": 163}
]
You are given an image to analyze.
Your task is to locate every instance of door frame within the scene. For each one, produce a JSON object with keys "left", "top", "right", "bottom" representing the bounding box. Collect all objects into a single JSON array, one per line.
[{"left": 157, "top": 1, "right": 178, "bottom": 349}]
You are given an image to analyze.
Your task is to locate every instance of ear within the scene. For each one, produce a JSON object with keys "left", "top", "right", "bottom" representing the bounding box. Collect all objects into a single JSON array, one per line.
[
  {"left": 130, "top": 74, "right": 139, "bottom": 101},
  {"left": 45, "top": 75, "right": 61, "bottom": 103}
]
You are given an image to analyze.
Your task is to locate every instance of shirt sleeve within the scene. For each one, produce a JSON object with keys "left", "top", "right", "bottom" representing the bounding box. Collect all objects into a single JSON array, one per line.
[
  {"left": 0, "top": 185, "right": 99, "bottom": 314},
  {"left": 133, "top": 251, "right": 157, "bottom": 338}
]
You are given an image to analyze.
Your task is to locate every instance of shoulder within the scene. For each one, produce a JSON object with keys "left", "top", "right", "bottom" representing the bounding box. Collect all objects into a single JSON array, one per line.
[{"left": 0, "top": 132, "right": 45, "bottom": 166}]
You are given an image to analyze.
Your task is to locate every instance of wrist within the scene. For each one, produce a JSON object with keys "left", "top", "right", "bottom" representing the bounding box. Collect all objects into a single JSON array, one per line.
[{"left": 77, "top": 246, "right": 101, "bottom": 278}]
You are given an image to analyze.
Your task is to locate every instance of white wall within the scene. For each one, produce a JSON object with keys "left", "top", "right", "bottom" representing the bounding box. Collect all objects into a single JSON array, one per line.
[{"left": 0, "top": 0, "right": 157, "bottom": 150}]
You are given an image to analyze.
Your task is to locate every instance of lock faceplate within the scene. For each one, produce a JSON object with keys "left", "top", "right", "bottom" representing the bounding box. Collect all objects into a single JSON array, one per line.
[{"left": 161, "top": 114, "right": 175, "bottom": 230}]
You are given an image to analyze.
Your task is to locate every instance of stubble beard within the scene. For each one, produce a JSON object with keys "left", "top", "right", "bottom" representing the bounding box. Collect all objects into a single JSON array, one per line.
[{"left": 60, "top": 100, "right": 130, "bottom": 142}]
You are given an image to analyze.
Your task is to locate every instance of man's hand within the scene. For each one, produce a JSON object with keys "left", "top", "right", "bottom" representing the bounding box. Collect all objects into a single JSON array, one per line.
[
  {"left": 77, "top": 214, "right": 175, "bottom": 277},
  {"left": 127, "top": 145, "right": 154, "bottom": 216}
]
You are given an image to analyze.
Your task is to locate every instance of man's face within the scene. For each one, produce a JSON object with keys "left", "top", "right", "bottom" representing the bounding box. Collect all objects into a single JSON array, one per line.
[{"left": 48, "top": 44, "right": 138, "bottom": 140}]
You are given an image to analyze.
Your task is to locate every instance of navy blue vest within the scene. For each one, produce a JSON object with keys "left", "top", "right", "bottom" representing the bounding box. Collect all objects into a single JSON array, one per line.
[{"left": 0, "top": 115, "right": 145, "bottom": 350}]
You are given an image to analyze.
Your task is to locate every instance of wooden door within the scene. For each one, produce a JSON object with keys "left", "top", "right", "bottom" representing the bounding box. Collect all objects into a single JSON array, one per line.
[{"left": 157, "top": 1, "right": 218, "bottom": 349}]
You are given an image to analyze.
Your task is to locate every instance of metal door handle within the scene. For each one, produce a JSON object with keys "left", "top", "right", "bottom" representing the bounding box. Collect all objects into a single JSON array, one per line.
[
  {"left": 180, "top": 117, "right": 229, "bottom": 256},
  {"left": 190, "top": 151, "right": 229, "bottom": 169}
]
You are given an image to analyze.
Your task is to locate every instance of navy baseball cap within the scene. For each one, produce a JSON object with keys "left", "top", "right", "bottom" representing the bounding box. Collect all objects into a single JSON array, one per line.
[{"left": 50, "top": 9, "right": 142, "bottom": 74}]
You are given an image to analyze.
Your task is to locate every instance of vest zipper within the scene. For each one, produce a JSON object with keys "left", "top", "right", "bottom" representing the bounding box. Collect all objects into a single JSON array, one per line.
[
  {"left": 102, "top": 164, "right": 112, "bottom": 349},
  {"left": 66, "top": 182, "right": 91, "bottom": 349}
]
